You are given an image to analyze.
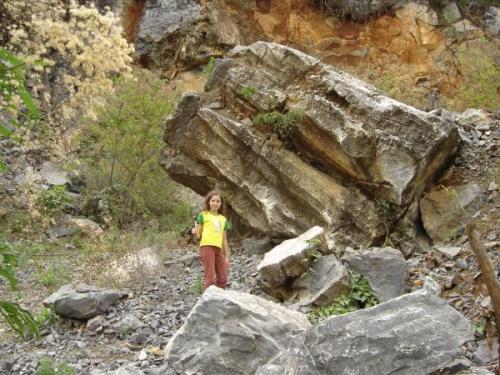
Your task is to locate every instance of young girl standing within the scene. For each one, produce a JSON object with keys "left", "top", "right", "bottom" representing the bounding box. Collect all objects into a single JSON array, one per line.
[{"left": 192, "top": 191, "right": 231, "bottom": 290}]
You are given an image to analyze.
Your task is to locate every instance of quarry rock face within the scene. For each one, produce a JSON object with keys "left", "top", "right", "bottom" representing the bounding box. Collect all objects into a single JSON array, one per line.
[{"left": 160, "top": 42, "right": 460, "bottom": 243}]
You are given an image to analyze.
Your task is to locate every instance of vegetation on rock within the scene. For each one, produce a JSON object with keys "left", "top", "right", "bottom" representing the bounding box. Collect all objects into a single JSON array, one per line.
[{"left": 309, "top": 272, "right": 379, "bottom": 323}]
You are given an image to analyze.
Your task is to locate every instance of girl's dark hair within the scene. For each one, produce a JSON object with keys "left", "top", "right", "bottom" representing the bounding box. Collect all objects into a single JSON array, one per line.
[{"left": 204, "top": 190, "right": 224, "bottom": 215}]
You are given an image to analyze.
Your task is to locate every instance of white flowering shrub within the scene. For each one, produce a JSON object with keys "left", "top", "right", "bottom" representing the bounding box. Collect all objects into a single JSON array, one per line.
[{"left": 2, "top": 0, "right": 133, "bottom": 124}]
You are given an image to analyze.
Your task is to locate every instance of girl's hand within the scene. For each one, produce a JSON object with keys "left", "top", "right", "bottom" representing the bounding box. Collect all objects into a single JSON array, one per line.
[{"left": 225, "top": 257, "right": 230, "bottom": 268}]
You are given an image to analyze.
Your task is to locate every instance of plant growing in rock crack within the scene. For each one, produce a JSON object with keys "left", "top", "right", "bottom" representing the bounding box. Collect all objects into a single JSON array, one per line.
[
  {"left": 203, "top": 56, "right": 217, "bottom": 77},
  {"left": 376, "top": 198, "right": 397, "bottom": 246},
  {"left": 473, "top": 320, "right": 486, "bottom": 338},
  {"left": 239, "top": 85, "right": 257, "bottom": 99},
  {"left": 252, "top": 108, "right": 304, "bottom": 139},
  {"left": 308, "top": 271, "right": 379, "bottom": 323},
  {"left": 305, "top": 239, "right": 323, "bottom": 269}
]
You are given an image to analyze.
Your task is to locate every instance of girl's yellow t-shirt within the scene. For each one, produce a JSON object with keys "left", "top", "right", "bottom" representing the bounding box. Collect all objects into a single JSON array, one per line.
[{"left": 197, "top": 211, "right": 231, "bottom": 249}]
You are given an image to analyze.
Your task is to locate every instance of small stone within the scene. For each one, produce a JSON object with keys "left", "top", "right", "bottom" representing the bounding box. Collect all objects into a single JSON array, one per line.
[
  {"left": 488, "top": 181, "right": 497, "bottom": 191},
  {"left": 434, "top": 246, "right": 462, "bottom": 259},
  {"left": 75, "top": 340, "right": 87, "bottom": 348},
  {"left": 476, "top": 123, "right": 490, "bottom": 131},
  {"left": 480, "top": 296, "right": 492, "bottom": 309},
  {"left": 487, "top": 233, "right": 497, "bottom": 241},
  {"left": 138, "top": 349, "right": 148, "bottom": 360},
  {"left": 485, "top": 241, "right": 499, "bottom": 249},
  {"left": 457, "top": 259, "right": 468, "bottom": 269},
  {"left": 64, "top": 243, "right": 76, "bottom": 250},
  {"left": 413, "top": 279, "right": 424, "bottom": 287}
]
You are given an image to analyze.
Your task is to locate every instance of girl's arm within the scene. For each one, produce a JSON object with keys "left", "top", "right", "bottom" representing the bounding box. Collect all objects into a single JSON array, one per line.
[
  {"left": 223, "top": 231, "right": 230, "bottom": 259},
  {"left": 194, "top": 223, "right": 202, "bottom": 241},
  {"left": 191, "top": 218, "right": 202, "bottom": 241}
]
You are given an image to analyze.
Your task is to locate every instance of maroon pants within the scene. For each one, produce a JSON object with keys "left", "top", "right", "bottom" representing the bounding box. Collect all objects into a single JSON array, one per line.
[{"left": 199, "top": 245, "right": 228, "bottom": 290}]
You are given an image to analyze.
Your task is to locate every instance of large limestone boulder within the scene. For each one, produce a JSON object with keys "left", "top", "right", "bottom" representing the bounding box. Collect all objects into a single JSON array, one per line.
[
  {"left": 258, "top": 286, "right": 473, "bottom": 374},
  {"left": 160, "top": 42, "right": 460, "bottom": 243},
  {"left": 341, "top": 247, "right": 410, "bottom": 302},
  {"left": 164, "top": 286, "right": 311, "bottom": 375},
  {"left": 420, "top": 182, "right": 481, "bottom": 243},
  {"left": 43, "top": 284, "right": 125, "bottom": 320}
]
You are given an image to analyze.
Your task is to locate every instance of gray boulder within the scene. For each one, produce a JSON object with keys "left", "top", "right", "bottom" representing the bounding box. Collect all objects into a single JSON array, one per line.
[
  {"left": 135, "top": 0, "right": 206, "bottom": 70},
  {"left": 259, "top": 287, "right": 473, "bottom": 374},
  {"left": 40, "top": 161, "right": 70, "bottom": 186},
  {"left": 43, "top": 284, "right": 125, "bottom": 320},
  {"left": 164, "top": 286, "right": 310, "bottom": 375},
  {"left": 293, "top": 255, "right": 350, "bottom": 306},
  {"left": 257, "top": 227, "right": 324, "bottom": 289},
  {"left": 420, "top": 183, "right": 481, "bottom": 243},
  {"left": 441, "top": 2, "right": 462, "bottom": 25},
  {"left": 472, "top": 338, "right": 499, "bottom": 365},
  {"left": 484, "top": 6, "right": 500, "bottom": 37},
  {"left": 341, "top": 247, "right": 410, "bottom": 302}
]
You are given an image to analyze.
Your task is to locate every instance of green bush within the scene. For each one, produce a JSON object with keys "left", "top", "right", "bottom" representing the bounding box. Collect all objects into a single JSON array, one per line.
[
  {"left": 239, "top": 85, "right": 257, "bottom": 99},
  {"left": 38, "top": 186, "right": 70, "bottom": 217},
  {"left": 309, "top": 272, "right": 379, "bottom": 323},
  {"left": 35, "top": 260, "right": 70, "bottom": 291},
  {"left": 7, "top": 210, "right": 30, "bottom": 234},
  {"left": 79, "top": 70, "right": 193, "bottom": 230},
  {"left": 0, "top": 239, "right": 40, "bottom": 338},
  {"left": 253, "top": 108, "right": 304, "bottom": 139},
  {"left": 36, "top": 357, "right": 75, "bottom": 375}
]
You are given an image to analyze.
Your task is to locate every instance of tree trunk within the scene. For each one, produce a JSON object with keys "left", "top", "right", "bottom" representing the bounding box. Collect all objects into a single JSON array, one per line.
[{"left": 466, "top": 221, "right": 500, "bottom": 371}]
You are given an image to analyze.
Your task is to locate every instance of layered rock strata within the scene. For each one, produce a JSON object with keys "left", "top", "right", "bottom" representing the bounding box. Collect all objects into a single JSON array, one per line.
[{"left": 161, "top": 42, "right": 460, "bottom": 242}]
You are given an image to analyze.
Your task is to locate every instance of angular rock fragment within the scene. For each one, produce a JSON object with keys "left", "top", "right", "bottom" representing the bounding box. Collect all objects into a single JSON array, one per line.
[
  {"left": 257, "top": 227, "right": 324, "bottom": 288},
  {"left": 341, "top": 247, "right": 410, "bottom": 302},
  {"left": 164, "top": 286, "right": 310, "bottom": 375},
  {"left": 135, "top": 0, "right": 203, "bottom": 69},
  {"left": 420, "top": 183, "right": 481, "bottom": 243},
  {"left": 292, "top": 254, "right": 350, "bottom": 306}
]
